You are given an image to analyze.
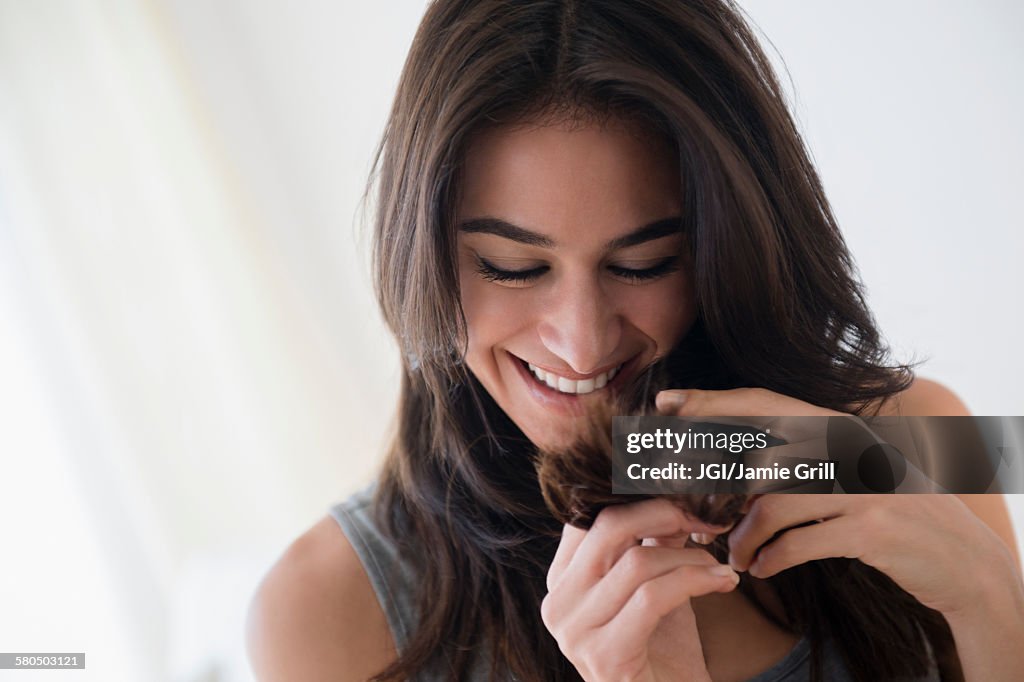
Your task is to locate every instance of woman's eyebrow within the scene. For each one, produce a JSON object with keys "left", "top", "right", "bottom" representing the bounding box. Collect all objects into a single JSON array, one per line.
[
  {"left": 458, "top": 218, "right": 555, "bottom": 247},
  {"left": 605, "top": 217, "right": 683, "bottom": 250},
  {"left": 458, "top": 216, "right": 683, "bottom": 249}
]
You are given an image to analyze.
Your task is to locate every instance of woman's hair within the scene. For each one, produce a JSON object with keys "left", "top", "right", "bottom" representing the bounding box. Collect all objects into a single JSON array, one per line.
[{"left": 367, "top": 0, "right": 956, "bottom": 680}]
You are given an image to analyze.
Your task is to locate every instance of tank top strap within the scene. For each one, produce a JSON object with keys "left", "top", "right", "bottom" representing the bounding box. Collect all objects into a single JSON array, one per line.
[{"left": 328, "top": 481, "right": 420, "bottom": 653}]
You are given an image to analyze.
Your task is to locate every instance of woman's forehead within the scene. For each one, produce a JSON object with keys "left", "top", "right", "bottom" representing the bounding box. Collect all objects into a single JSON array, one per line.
[{"left": 458, "top": 119, "right": 681, "bottom": 243}]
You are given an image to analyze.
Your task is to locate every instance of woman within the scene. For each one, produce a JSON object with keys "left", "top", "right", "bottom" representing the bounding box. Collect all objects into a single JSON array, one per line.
[{"left": 246, "top": 0, "right": 1024, "bottom": 680}]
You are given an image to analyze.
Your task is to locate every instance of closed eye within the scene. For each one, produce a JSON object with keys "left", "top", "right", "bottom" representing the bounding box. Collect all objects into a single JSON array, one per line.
[
  {"left": 607, "top": 257, "right": 681, "bottom": 282},
  {"left": 475, "top": 256, "right": 680, "bottom": 285},
  {"left": 474, "top": 257, "right": 548, "bottom": 283}
]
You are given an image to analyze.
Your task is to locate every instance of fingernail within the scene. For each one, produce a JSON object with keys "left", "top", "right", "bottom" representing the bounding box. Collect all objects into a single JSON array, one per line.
[
  {"left": 655, "top": 391, "right": 687, "bottom": 412},
  {"left": 690, "top": 532, "right": 711, "bottom": 545},
  {"left": 710, "top": 564, "right": 739, "bottom": 580}
]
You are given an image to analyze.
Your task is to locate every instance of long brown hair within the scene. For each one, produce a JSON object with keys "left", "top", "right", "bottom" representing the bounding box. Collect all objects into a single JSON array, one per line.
[{"left": 367, "top": 0, "right": 957, "bottom": 680}]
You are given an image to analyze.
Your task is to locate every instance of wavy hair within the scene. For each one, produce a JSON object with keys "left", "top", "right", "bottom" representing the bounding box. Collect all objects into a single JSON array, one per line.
[{"left": 366, "top": 0, "right": 957, "bottom": 680}]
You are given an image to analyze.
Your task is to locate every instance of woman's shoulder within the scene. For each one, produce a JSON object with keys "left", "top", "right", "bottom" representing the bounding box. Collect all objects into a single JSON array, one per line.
[
  {"left": 245, "top": 496, "right": 397, "bottom": 681},
  {"left": 875, "top": 376, "right": 970, "bottom": 417},
  {"left": 875, "top": 377, "right": 1022, "bottom": 568}
]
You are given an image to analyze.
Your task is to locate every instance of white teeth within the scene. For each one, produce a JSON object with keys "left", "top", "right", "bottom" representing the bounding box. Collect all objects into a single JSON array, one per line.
[{"left": 525, "top": 362, "right": 624, "bottom": 395}]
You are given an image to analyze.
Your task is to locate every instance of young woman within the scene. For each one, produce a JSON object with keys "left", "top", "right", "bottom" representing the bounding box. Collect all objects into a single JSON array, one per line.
[{"left": 246, "top": 1, "right": 1024, "bottom": 680}]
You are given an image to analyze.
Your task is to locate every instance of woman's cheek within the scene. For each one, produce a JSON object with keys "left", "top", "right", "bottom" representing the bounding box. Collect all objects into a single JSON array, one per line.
[
  {"left": 620, "top": 274, "right": 696, "bottom": 349},
  {"left": 460, "top": 276, "right": 533, "bottom": 359}
]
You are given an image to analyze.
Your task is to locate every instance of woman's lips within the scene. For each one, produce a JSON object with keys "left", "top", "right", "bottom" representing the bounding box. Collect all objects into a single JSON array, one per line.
[
  {"left": 526, "top": 362, "right": 621, "bottom": 395},
  {"left": 510, "top": 352, "right": 637, "bottom": 414}
]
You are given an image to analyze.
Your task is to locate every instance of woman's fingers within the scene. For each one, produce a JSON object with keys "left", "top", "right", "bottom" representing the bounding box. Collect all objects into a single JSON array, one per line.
[
  {"left": 546, "top": 498, "right": 733, "bottom": 617},
  {"left": 597, "top": 561, "right": 740, "bottom": 656},
  {"left": 573, "top": 545, "right": 720, "bottom": 628},
  {"left": 547, "top": 523, "right": 587, "bottom": 591},
  {"left": 546, "top": 558, "right": 738, "bottom": 679},
  {"left": 543, "top": 499, "right": 740, "bottom": 680},
  {"left": 656, "top": 387, "right": 841, "bottom": 418},
  {"left": 746, "top": 514, "right": 865, "bottom": 577},
  {"left": 569, "top": 498, "right": 733, "bottom": 586},
  {"left": 727, "top": 495, "right": 850, "bottom": 571}
]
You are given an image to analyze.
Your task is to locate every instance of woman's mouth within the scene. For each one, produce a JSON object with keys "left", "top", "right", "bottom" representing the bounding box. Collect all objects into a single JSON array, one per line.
[
  {"left": 508, "top": 352, "right": 637, "bottom": 416},
  {"left": 525, "top": 362, "right": 621, "bottom": 395}
]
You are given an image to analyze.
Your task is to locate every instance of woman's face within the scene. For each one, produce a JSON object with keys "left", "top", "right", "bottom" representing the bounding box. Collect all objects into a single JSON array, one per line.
[{"left": 456, "top": 118, "right": 696, "bottom": 450}]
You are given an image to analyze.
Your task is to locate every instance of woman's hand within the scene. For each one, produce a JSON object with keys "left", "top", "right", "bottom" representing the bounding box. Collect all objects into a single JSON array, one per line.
[
  {"left": 657, "top": 386, "right": 1024, "bottom": 680},
  {"left": 541, "top": 498, "right": 740, "bottom": 682},
  {"left": 655, "top": 386, "right": 1021, "bottom": 617},
  {"left": 729, "top": 493, "right": 1024, "bottom": 680},
  {"left": 728, "top": 493, "right": 1016, "bottom": 616}
]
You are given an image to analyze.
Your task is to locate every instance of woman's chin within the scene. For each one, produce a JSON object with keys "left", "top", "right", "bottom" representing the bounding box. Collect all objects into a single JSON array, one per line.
[{"left": 521, "top": 414, "right": 596, "bottom": 453}]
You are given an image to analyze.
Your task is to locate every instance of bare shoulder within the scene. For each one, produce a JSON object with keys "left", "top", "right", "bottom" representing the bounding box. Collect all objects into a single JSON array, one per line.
[
  {"left": 245, "top": 514, "right": 397, "bottom": 682},
  {"left": 877, "top": 377, "right": 1021, "bottom": 569},
  {"left": 875, "top": 376, "right": 971, "bottom": 417}
]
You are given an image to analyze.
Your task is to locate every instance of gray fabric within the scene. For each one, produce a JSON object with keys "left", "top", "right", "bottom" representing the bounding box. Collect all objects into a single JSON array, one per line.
[
  {"left": 329, "top": 482, "right": 419, "bottom": 653},
  {"left": 330, "top": 482, "right": 940, "bottom": 681}
]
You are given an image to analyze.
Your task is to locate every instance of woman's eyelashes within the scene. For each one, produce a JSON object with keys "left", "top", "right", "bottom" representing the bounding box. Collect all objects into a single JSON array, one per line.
[
  {"left": 474, "top": 255, "right": 680, "bottom": 285},
  {"left": 475, "top": 257, "right": 549, "bottom": 284},
  {"left": 606, "top": 258, "right": 681, "bottom": 283}
]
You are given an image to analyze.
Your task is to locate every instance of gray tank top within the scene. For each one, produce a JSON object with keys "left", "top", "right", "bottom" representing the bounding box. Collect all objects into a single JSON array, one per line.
[{"left": 330, "top": 482, "right": 940, "bottom": 681}]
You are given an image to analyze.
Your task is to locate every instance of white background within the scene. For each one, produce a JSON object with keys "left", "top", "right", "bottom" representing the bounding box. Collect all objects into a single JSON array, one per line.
[{"left": 0, "top": 1, "right": 1021, "bottom": 680}]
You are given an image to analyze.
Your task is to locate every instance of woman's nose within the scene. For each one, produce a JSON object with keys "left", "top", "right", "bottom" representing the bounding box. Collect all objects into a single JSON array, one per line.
[{"left": 536, "top": 275, "right": 622, "bottom": 375}]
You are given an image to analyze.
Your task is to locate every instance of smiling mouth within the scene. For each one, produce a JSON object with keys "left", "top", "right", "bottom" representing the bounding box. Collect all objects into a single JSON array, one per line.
[{"left": 518, "top": 358, "right": 623, "bottom": 395}]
